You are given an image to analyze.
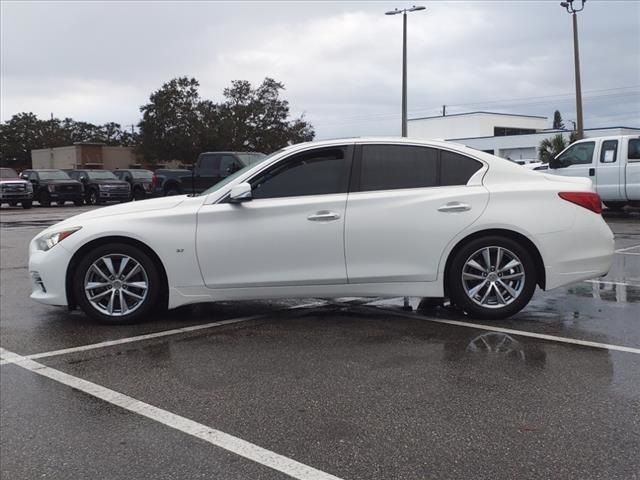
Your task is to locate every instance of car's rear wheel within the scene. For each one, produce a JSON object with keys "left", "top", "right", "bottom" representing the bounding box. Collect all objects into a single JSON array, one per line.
[
  {"left": 73, "top": 243, "right": 161, "bottom": 324},
  {"left": 447, "top": 236, "right": 536, "bottom": 320}
]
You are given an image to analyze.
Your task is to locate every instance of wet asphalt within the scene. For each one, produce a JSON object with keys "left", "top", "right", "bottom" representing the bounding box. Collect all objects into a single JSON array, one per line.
[{"left": 1, "top": 204, "right": 639, "bottom": 480}]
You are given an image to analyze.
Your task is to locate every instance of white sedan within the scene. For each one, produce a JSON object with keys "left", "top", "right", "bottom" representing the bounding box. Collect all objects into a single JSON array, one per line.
[{"left": 28, "top": 138, "right": 614, "bottom": 323}]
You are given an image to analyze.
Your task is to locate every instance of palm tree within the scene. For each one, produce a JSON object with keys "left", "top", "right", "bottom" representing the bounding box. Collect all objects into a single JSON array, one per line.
[{"left": 538, "top": 134, "right": 568, "bottom": 163}]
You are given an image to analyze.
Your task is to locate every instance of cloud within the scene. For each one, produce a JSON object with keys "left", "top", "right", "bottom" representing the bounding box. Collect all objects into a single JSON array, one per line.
[{"left": 1, "top": 1, "right": 638, "bottom": 138}]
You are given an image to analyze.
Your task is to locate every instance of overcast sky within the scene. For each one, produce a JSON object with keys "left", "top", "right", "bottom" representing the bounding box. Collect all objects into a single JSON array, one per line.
[{"left": 1, "top": 0, "right": 639, "bottom": 139}]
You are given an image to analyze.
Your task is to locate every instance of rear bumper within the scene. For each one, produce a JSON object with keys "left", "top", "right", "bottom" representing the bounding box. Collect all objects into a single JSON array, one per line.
[{"left": 540, "top": 210, "right": 614, "bottom": 290}]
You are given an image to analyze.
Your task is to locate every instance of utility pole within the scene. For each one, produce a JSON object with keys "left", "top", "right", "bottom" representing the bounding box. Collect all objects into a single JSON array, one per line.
[
  {"left": 442, "top": 105, "right": 446, "bottom": 117},
  {"left": 560, "top": 0, "right": 586, "bottom": 140},
  {"left": 385, "top": 5, "right": 426, "bottom": 137}
]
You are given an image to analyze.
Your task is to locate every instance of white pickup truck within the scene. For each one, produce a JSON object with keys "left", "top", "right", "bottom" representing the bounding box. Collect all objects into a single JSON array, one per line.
[{"left": 546, "top": 135, "right": 640, "bottom": 209}]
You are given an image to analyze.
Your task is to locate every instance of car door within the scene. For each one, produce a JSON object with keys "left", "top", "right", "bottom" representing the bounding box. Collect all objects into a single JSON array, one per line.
[
  {"left": 345, "top": 144, "right": 489, "bottom": 283},
  {"left": 196, "top": 145, "right": 353, "bottom": 288},
  {"left": 596, "top": 139, "right": 623, "bottom": 201},
  {"left": 549, "top": 141, "right": 597, "bottom": 185}
]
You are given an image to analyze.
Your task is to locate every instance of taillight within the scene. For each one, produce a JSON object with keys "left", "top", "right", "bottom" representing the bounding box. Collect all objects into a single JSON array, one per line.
[
  {"left": 558, "top": 192, "right": 602, "bottom": 214},
  {"left": 151, "top": 174, "right": 157, "bottom": 189}
]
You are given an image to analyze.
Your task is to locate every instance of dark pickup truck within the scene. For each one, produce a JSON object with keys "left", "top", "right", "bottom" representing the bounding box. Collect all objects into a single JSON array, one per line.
[
  {"left": 21, "top": 169, "right": 84, "bottom": 207},
  {"left": 112, "top": 169, "right": 155, "bottom": 200},
  {"left": 69, "top": 169, "right": 131, "bottom": 205},
  {"left": 155, "top": 151, "right": 265, "bottom": 196}
]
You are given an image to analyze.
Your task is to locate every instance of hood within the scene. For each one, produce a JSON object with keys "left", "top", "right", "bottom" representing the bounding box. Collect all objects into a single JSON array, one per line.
[
  {"left": 54, "top": 195, "right": 189, "bottom": 227},
  {"left": 0, "top": 178, "right": 28, "bottom": 184},
  {"left": 43, "top": 179, "right": 82, "bottom": 185}
]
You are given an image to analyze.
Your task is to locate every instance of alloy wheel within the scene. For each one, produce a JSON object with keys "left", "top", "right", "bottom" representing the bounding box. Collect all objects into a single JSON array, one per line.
[
  {"left": 83, "top": 254, "right": 149, "bottom": 316},
  {"left": 461, "top": 246, "right": 525, "bottom": 309}
]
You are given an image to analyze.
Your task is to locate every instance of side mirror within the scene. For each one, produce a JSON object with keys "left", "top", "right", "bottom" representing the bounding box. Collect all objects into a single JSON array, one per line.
[
  {"left": 549, "top": 157, "right": 561, "bottom": 169},
  {"left": 229, "top": 182, "right": 252, "bottom": 203}
]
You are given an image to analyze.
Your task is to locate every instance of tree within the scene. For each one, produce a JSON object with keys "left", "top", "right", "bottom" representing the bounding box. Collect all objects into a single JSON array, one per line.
[
  {"left": 553, "top": 110, "right": 565, "bottom": 130},
  {"left": 538, "top": 134, "right": 568, "bottom": 163},
  {"left": 217, "top": 77, "right": 314, "bottom": 152},
  {"left": 138, "top": 77, "right": 204, "bottom": 163}
]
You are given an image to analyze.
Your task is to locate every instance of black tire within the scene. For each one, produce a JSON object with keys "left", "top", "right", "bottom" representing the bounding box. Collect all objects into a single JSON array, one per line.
[
  {"left": 74, "top": 199, "right": 84, "bottom": 206},
  {"left": 56, "top": 200, "right": 65, "bottom": 206},
  {"left": 9, "top": 201, "right": 18, "bottom": 207},
  {"left": 87, "top": 189, "right": 99, "bottom": 205},
  {"left": 73, "top": 243, "right": 162, "bottom": 324},
  {"left": 417, "top": 297, "right": 444, "bottom": 311},
  {"left": 22, "top": 200, "right": 32, "bottom": 209},
  {"left": 38, "top": 191, "right": 51, "bottom": 207},
  {"left": 132, "top": 188, "right": 145, "bottom": 201},
  {"left": 447, "top": 236, "right": 537, "bottom": 320}
]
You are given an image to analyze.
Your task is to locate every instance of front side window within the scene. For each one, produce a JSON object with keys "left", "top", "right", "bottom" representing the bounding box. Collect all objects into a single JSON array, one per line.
[
  {"left": 628, "top": 139, "right": 640, "bottom": 161},
  {"left": 219, "top": 155, "right": 241, "bottom": 177},
  {"left": 556, "top": 142, "right": 595, "bottom": 166},
  {"left": 600, "top": 140, "right": 618, "bottom": 163},
  {"left": 359, "top": 145, "right": 438, "bottom": 192},
  {"left": 251, "top": 147, "right": 349, "bottom": 199}
]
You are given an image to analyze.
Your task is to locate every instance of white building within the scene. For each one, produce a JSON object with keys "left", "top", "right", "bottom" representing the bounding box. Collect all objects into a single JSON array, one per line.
[{"left": 408, "top": 111, "right": 640, "bottom": 161}]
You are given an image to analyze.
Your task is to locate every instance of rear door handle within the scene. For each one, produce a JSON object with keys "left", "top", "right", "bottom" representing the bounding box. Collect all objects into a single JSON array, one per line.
[
  {"left": 438, "top": 202, "right": 471, "bottom": 213},
  {"left": 307, "top": 210, "right": 341, "bottom": 222}
]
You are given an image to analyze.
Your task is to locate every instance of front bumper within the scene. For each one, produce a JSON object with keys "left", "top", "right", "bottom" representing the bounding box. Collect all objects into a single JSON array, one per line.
[
  {"left": 50, "top": 191, "right": 82, "bottom": 200},
  {"left": 97, "top": 190, "right": 130, "bottom": 200},
  {"left": 28, "top": 241, "right": 72, "bottom": 306}
]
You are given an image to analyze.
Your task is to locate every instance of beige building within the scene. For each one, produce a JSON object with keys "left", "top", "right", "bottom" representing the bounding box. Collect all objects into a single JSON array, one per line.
[{"left": 31, "top": 143, "right": 139, "bottom": 170}]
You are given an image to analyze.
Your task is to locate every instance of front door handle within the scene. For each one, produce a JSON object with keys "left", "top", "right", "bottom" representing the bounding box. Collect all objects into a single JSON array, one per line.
[
  {"left": 307, "top": 210, "right": 341, "bottom": 222},
  {"left": 438, "top": 202, "right": 471, "bottom": 213}
]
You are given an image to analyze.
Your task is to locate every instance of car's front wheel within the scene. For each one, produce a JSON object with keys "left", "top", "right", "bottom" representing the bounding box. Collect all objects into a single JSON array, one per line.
[
  {"left": 73, "top": 243, "right": 161, "bottom": 324},
  {"left": 447, "top": 236, "right": 537, "bottom": 320}
]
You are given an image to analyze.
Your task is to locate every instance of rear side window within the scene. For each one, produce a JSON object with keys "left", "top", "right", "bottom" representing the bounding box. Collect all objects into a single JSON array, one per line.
[
  {"left": 600, "top": 140, "right": 618, "bottom": 163},
  {"left": 251, "top": 147, "right": 349, "bottom": 199},
  {"left": 359, "top": 145, "right": 438, "bottom": 192},
  {"left": 199, "top": 154, "right": 220, "bottom": 172},
  {"left": 629, "top": 139, "right": 640, "bottom": 161},
  {"left": 440, "top": 151, "right": 483, "bottom": 186}
]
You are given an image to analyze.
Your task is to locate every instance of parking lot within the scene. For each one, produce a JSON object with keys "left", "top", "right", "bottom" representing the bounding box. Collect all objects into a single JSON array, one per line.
[{"left": 1, "top": 204, "right": 639, "bottom": 480}]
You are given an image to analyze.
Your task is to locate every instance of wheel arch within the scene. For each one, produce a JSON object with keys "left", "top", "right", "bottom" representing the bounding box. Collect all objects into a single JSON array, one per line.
[
  {"left": 65, "top": 235, "right": 169, "bottom": 310},
  {"left": 442, "top": 228, "right": 546, "bottom": 294}
]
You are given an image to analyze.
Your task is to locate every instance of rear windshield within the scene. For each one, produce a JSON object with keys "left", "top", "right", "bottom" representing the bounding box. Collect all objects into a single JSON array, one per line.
[
  {"left": 39, "top": 170, "right": 71, "bottom": 180},
  {"left": 0, "top": 168, "right": 18, "bottom": 178},
  {"left": 87, "top": 171, "right": 118, "bottom": 180}
]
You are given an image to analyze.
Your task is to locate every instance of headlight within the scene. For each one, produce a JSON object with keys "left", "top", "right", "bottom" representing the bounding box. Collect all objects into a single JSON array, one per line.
[
  {"left": 99, "top": 184, "right": 107, "bottom": 191},
  {"left": 47, "top": 184, "right": 56, "bottom": 192},
  {"left": 35, "top": 227, "right": 82, "bottom": 252}
]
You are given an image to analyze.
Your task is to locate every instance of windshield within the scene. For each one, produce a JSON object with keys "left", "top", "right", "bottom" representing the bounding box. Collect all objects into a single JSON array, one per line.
[
  {"left": 39, "top": 170, "right": 71, "bottom": 180},
  {"left": 130, "top": 170, "right": 153, "bottom": 179},
  {"left": 198, "top": 149, "right": 286, "bottom": 196},
  {"left": 87, "top": 171, "right": 118, "bottom": 180},
  {"left": 0, "top": 168, "right": 19, "bottom": 178}
]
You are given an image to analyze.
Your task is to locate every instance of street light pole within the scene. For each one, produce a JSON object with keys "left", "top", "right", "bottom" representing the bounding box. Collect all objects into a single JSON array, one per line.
[
  {"left": 560, "top": 0, "right": 586, "bottom": 140},
  {"left": 386, "top": 5, "right": 426, "bottom": 138}
]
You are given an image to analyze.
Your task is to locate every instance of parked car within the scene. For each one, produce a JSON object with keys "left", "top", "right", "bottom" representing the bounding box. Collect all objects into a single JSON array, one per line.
[
  {"left": 155, "top": 151, "right": 265, "bottom": 196},
  {"left": 68, "top": 169, "right": 131, "bottom": 205},
  {"left": 28, "top": 138, "right": 614, "bottom": 324},
  {"left": 0, "top": 167, "right": 33, "bottom": 208},
  {"left": 112, "top": 169, "right": 155, "bottom": 201},
  {"left": 546, "top": 135, "right": 640, "bottom": 209},
  {"left": 20, "top": 169, "right": 83, "bottom": 207}
]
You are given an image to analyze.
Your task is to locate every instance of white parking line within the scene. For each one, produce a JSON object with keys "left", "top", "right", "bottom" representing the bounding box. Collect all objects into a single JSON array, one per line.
[
  {"left": 0, "top": 315, "right": 263, "bottom": 366},
  {"left": 0, "top": 348, "right": 344, "bottom": 480},
  {"left": 363, "top": 305, "right": 640, "bottom": 355},
  {"left": 585, "top": 279, "right": 640, "bottom": 287},
  {"left": 615, "top": 244, "right": 640, "bottom": 253},
  {"left": 0, "top": 301, "right": 331, "bottom": 367}
]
